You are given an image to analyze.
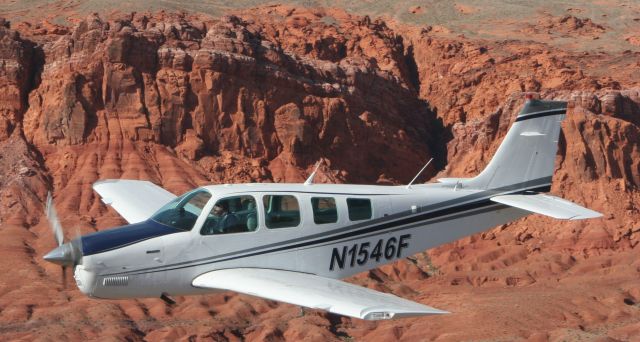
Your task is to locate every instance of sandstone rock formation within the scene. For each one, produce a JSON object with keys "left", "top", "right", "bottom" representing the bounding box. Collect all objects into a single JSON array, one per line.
[
  {"left": 523, "top": 14, "right": 607, "bottom": 37},
  {"left": 0, "top": 4, "right": 639, "bottom": 341}
]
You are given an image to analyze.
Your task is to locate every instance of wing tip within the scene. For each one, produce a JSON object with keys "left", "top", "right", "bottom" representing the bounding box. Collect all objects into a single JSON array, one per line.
[
  {"left": 362, "top": 306, "right": 450, "bottom": 320},
  {"left": 569, "top": 211, "right": 604, "bottom": 220}
]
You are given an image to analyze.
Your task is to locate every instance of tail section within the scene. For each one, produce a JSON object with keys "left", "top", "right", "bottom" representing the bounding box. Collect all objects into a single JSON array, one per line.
[
  {"left": 465, "top": 99, "right": 567, "bottom": 191},
  {"left": 462, "top": 98, "right": 602, "bottom": 219}
]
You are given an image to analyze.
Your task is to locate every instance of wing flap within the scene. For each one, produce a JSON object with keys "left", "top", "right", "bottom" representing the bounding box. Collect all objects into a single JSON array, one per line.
[
  {"left": 93, "top": 179, "right": 176, "bottom": 224},
  {"left": 192, "top": 268, "right": 448, "bottom": 320},
  {"left": 490, "top": 194, "right": 602, "bottom": 220}
]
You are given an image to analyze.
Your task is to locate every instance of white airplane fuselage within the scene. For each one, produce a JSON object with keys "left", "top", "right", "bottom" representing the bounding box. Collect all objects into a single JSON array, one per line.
[
  {"left": 75, "top": 180, "right": 538, "bottom": 300},
  {"left": 44, "top": 99, "right": 602, "bottom": 320}
]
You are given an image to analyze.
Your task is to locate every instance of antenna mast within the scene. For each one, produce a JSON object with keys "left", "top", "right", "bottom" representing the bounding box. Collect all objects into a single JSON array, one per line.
[
  {"left": 304, "top": 160, "right": 323, "bottom": 186},
  {"left": 406, "top": 158, "right": 434, "bottom": 189}
]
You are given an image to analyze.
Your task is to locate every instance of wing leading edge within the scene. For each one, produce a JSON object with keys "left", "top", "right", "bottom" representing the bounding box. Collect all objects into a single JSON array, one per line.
[
  {"left": 93, "top": 179, "right": 176, "bottom": 224},
  {"left": 192, "top": 268, "right": 448, "bottom": 320}
]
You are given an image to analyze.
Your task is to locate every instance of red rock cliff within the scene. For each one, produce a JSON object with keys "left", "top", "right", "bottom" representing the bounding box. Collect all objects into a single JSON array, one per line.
[{"left": 0, "top": 5, "right": 639, "bottom": 341}]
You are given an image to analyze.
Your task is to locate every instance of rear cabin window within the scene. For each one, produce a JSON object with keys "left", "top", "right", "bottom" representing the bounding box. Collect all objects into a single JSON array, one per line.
[
  {"left": 201, "top": 195, "right": 258, "bottom": 235},
  {"left": 311, "top": 197, "right": 337, "bottom": 224},
  {"left": 263, "top": 195, "right": 300, "bottom": 229},
  {"left": 347, "top": 198, "right": 372, "bottom": 221}
]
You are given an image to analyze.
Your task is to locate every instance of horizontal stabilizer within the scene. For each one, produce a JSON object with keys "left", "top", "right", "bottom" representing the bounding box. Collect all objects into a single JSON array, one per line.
[
  {"left": 193, "top": 268, "right": 448, "bottom": 320},
  {"left": 437, "top": 178, "right": 469, "bottom": 184},
  {"left": 93, "top": 180, "right": 176, "bottom": 224},
  {"left": 490, "top": 194, "right": 602, "bottom": 220}
]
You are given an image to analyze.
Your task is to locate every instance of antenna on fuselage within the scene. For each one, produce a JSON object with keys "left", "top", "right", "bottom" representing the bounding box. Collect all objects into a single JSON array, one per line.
[
  {"left": 406, "top": 158, "right": 434, "bottom": 189},
  {"left": 304, "top": 160, "right": 323, "bottom": 186}
]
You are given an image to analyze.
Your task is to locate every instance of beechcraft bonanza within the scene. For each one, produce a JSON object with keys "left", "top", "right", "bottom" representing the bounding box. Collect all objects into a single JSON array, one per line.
[{"left": 43, "top": 98, "right": 602, "bottom": 320}]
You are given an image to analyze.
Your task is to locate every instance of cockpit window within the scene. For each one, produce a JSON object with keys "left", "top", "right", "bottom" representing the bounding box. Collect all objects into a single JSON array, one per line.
[
  {"left": 201, "top": 195, "right": 258, "bottom": 235},
  {"left": 151, "top": 190, "right": 212, "bottom": 230}
]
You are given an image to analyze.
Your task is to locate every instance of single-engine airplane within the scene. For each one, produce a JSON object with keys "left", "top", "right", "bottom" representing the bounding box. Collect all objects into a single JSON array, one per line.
[{"left": 43, "top": 98, "right": 602, "bottom": 320}]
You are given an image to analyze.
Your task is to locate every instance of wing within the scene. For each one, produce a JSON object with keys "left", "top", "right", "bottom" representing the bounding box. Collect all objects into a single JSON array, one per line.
[
  {"left": 491, "top": 193, "right": 602, "bottom": 220},
  {"left": 93, "top": 179, "right": 177, "bottom": 224},
  {"left": 192, "top": 268, "right": 448, "bottom": 320}
]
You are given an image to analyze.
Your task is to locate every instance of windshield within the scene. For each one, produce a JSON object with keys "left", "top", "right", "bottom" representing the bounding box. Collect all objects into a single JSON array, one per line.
[{"left": 151, "top": 189, "right": 212, "bottom": 230}]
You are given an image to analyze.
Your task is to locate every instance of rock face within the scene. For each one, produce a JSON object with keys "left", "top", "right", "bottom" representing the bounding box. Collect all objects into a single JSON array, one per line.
[
  {"left": 0, "top": 19, "right": 37, "bottom": 140},
  {"left": 20, "top": 10, "right": 435, "bottom": 188},
  {"left": 0, "top": 5, "right": 639, "bottom": 341}
]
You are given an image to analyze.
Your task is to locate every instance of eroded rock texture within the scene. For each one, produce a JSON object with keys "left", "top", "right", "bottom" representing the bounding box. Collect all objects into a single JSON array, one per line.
[{"left": 0, "top": 5, "right": 639, "bottom": 341}]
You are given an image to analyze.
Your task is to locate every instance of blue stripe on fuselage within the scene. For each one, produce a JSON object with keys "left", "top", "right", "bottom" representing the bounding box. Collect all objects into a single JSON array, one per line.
[{"left": 81, "top": 220, "right": 180, "bottom": 256}]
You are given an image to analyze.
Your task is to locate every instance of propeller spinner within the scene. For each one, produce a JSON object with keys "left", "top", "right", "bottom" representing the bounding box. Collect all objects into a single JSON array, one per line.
[{"left": 43, "top": 192, "right": 82, "bottom": 286}]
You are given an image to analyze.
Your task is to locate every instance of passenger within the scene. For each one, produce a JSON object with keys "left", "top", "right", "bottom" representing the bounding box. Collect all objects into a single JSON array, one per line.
[
  {"left": 246, "top": 201, "right": 258, "bottom": 231},
  {"left": 212, "top": 201, "right": 240, "bottom": 233},
  {"left": 241, "top": 198, "right": 252, "bottom": 211}
]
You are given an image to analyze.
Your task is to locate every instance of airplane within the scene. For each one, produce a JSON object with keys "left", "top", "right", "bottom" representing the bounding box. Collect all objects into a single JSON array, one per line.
[{"left": 43, "top": 97, "right": 602, "bottom": 320}]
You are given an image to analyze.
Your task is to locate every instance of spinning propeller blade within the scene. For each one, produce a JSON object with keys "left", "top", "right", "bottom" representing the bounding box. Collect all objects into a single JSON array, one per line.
[
  {"left": 46, "top": 192, "right": 64, "bottom": 247},
  {"left": 43, "top": 192, "right": 82, "bottom": 288}
]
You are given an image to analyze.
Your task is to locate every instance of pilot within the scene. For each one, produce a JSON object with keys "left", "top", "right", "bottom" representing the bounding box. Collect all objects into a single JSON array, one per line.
[{"left": 212, "top": 201, "right": 239, "bottom": 233}]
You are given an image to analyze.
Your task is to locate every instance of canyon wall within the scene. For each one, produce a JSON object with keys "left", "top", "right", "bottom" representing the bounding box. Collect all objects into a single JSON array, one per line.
[{"left": 0, "top": 5, "right": 638, "bottom": 341}]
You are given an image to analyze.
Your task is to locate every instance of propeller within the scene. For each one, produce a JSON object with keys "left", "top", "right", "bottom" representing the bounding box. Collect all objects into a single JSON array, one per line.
[
  {"left": 46, "top": 192, "right": 64, "bottom": 247},
  {"left": 43, "top": 192, "right": 82, "bottom": 288}
]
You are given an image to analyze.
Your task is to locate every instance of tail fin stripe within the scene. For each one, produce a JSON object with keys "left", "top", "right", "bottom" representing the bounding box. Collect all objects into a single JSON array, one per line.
[{"left": 515, "top": 109, "right": 566, "bottom": 122}]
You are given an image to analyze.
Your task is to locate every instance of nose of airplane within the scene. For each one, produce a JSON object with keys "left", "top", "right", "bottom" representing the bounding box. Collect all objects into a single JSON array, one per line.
[{"left": 44, "top": 242, "right": 79, "bottom": 266}]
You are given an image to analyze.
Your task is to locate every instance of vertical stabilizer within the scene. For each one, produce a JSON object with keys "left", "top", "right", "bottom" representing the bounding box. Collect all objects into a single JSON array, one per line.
[{"left": 465, "top": 99, "right": 567, "bottom": 191}]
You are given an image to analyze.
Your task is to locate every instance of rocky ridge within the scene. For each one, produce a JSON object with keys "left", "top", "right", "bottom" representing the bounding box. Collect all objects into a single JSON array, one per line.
[{"left": 0, "top": 5, "right": 639, "bottom": 341}]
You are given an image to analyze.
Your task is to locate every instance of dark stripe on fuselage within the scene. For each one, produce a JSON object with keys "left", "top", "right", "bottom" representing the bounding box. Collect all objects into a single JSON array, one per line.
[
  {"left": 82, "top": 220, "right": 182, "bottom": 256},
  {"left": 195, "top": 177, "right": 551, "bottom": 265},
  {"left": 119, "top": 201, "right": 513, "bottom": 276},
  {"left": 515, "top": 109, "right": 566, "bottom": 122},
  {"left": 101, "top": 178, "right": 551, "bottom": 276},
  {"left": 197, "top": 196, "right": 508, "bottom": 262}
]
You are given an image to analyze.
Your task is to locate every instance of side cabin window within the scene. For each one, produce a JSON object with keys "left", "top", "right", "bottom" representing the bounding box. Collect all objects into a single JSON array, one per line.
[
  {"left": 201, "top": 195, "right": 258, "bottom": 235},
  {"left": 263, "top": 195, "right": 300, "bottom": 229},
  {"left": 152, "top": 190, "right": 212, "bottom": 231},
  {"left": 311, "top": 197, "right": 337, "bottom": 224},
  {"left": 347, "top": 198, "right": 372, "bottom": 221}
]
